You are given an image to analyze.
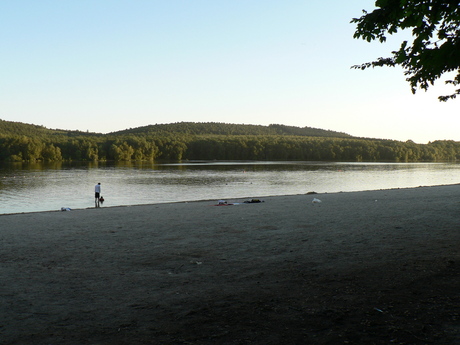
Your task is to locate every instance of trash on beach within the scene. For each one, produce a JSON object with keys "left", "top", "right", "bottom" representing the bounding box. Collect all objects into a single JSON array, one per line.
[
  {"left": 244, "top": 199, "right": 264, "bottom": 203},
  {"left": 215, "top": 200, "right": 234, "bottom": 206},
  {"left": 312, "top": 198, "right": 322, "bottom": 204},
  {"left": 60, "top": 207, "right": 71, "bottom": 211}
]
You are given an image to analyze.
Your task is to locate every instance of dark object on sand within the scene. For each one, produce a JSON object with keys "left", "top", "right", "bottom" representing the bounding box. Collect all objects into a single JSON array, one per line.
[{"left": 244, "top": 199, "right": 264, "bottom": 203}]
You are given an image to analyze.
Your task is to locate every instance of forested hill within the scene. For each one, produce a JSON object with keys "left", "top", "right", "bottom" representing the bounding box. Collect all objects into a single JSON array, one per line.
[
  {"left": 1, "top": 119, "right": 459, "bottom": 163},
  {"left": 110, "top": 122, "right": 353, "bottom": 138},
  {"left": 0, "top": 119, "right": 62, "bottom": 137},
  {"left": 0, "top": 119, "right": 97, "bottom": 138},
  {"left": 0, "top": 120, "right": 351, "bottom": 139}
]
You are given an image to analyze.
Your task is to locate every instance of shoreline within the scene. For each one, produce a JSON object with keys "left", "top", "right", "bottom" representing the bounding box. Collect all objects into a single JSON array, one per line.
[
  {"left": 1, "top": 184, "right": 459, "bottom": 344},
  {"left": 1, "top": 182, "right": 459, "bottom": 217}
]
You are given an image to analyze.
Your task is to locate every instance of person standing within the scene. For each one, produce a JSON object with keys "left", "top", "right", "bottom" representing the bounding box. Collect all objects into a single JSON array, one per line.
[{"left": 95, "top": 183, "right": 101, "bottom": 207}]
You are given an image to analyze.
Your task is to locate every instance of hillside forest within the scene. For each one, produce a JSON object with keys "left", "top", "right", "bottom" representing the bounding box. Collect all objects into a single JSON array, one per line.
[{"left": 0, "top": 120, "right": 459, "bottom": 163}]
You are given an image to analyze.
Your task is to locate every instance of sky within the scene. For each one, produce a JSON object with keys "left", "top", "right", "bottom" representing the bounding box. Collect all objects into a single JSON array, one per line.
[{"left": 1, "top": 1, "right": 459, "bottom": 144}]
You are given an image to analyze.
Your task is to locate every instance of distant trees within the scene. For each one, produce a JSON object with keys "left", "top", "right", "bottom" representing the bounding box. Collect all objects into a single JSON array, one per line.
[
  {"left": 110, "top": 122, "right": 352, "bottom": 138},
  {"left": 41, "top": 143, "right": 62, "bottom": 162},
  {"left": 0, "top": 134, "right": 459, "bottom": 163},
  {"left": 0, "top": 120, "right": 459, "bottom": 162},
  {"left": 0, "top": 136, "right": 47, "bottom": 162}
]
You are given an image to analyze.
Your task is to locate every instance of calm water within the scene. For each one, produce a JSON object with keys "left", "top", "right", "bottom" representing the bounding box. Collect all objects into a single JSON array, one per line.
[{"left": 0, "top": 161, "right": 459, "bottom": 214}]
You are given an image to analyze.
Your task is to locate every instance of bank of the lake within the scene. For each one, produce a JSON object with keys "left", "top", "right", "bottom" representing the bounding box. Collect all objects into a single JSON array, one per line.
[
  {"left": 1, "top": 185, "right": 459, "bottom": 344},
  {"left": 0, "top": 161, "right": 459, "bottom": 214}
]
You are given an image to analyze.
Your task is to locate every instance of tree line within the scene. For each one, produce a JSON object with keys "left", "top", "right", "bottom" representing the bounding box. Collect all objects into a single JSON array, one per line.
[
  {"left": 0, "top": 133, "right": 459, "bottom": 163},
  {"left": 112, "top": 122, "right": 352, "bottom": 138}
]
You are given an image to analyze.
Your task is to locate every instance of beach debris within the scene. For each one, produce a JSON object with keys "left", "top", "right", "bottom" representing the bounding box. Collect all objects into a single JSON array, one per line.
[
  {"left": 215, "top": 200, "right": 238, "bottom": 206},
  {"left": 190, "top": 261, "right": 203, "bottom": 265},
  {"left": 244, "top": 199, "right": 264, "bottom": 203},
  {"left": 312, "top": 198, "right": 322, "bottom": 204},
  {"left": 60, "top": 207, "right": 71, "bottom": 211}
]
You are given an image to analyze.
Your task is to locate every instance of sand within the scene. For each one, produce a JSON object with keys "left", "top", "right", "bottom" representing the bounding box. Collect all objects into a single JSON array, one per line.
[{"left": 0, "top": 185, "right": 459, "bottom": 344}]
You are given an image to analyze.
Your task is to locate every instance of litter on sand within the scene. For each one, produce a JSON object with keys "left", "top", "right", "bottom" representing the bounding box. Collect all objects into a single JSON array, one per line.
[
  {"left": 244, "top": 199, "right": 264, "bottom": 203},
  {"left": 61, "top": 207, "right": 71, "bottom": 211},
  {"left": 214, "top": 199, "right": 263, "bottom": 206},
  {"left": 215, "top": 200, "right": 234, "bottom": 206},
  {"left": 312, "top": 198, "right": 322, "bottom": 204}
]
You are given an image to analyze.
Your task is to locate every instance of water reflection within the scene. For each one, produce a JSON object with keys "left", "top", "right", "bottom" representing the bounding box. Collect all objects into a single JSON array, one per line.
[{"left": 0, "top": 161, "right": 458, "bottom": 214}]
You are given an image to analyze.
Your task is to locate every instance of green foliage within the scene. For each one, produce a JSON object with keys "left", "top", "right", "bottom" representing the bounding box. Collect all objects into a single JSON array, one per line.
[
  {"left": 0, "top": 120, "right": 62, "bottom": 138},
  {"left": 110, "top": 122, "right": 352, "bottom": 138},
  {"left": 41, "top": 144, "right": 63, "bottom": 162},
  {"left": 352, "top": 0, "right": 460, "bottom": 101},
  {"left": 0, "top": 119, "right": 459, "bottom": 162},
  {"left": 0, "top": 119, "right": 102, "bottom": 138}
]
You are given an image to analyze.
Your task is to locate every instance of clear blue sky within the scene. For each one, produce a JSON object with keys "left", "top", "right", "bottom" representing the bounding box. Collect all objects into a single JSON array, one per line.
[{"left": 1, "top": 1, "right": 459, "bottom": 143}]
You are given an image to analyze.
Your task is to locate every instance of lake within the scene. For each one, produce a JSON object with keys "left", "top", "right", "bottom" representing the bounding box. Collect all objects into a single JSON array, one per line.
[{"left": 0, "top": 161, "right": 459, "bottom": 214}]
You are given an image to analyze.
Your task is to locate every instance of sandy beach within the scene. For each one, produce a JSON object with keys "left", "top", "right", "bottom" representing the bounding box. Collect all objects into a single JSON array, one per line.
[{"left": 1, "top": 185, "right": 459, "bottom": 344}]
